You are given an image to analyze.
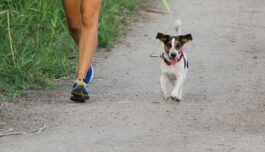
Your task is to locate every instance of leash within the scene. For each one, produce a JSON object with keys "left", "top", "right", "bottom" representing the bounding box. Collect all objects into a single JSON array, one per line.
[
  {"left": 149, "top": 25, "right": 173, "bottom": 57},
  {"left": 149, "top": 0, "right": 174, "bottom": 58}
]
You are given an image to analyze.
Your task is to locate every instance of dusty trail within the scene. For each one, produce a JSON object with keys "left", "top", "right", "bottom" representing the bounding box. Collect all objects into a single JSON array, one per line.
[{"left": 1, "top": 0, "right": 265, "bottom": 151}]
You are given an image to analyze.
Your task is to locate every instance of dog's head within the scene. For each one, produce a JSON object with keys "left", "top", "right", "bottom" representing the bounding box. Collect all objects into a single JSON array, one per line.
[{"left": 156, "top": 32, "right": 192, "bottom": 64}]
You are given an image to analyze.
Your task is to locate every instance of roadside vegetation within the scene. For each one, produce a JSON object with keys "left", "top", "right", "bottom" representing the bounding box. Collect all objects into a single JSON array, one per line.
[{"left": 0, "top": 0, "right": 141, "bottom": 99}]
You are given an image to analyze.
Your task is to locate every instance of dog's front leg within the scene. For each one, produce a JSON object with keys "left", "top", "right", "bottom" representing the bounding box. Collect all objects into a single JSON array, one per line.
[
  {"left": 160, "top": 73, "right": 169, "bottom": 100},
  {"left": 170, "top": 76, "right": 184, "bottom": 102}
]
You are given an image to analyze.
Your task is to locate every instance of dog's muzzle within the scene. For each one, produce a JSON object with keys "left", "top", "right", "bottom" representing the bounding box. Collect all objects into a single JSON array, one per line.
[
  {"left": 170, "top": 52, "right": 177, "bottom": 58},
  {"left": 169, "top": 51, "right": 179, "bottom": 65}
]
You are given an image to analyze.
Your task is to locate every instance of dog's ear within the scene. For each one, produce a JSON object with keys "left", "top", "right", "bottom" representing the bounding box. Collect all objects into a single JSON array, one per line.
[
  {"left": 179, "top": 34, "right": 193, "bottom": 44},
  {"left": 156, "top": 33, "right": 170, "bottom": 43}
]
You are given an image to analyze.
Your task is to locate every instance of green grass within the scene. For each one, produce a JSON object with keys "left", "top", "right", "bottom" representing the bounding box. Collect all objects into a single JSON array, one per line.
[
  {"left": 98, "top": 0, "right": 141, "bottom": 47},
  {"left": 0, "top": 0, "right": 142, "bottom": 99}
]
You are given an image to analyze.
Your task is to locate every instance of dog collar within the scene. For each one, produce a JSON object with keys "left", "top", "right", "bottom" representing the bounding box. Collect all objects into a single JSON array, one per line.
[{"left": 160, "top": 52, "right": 184, "bottom": 66}]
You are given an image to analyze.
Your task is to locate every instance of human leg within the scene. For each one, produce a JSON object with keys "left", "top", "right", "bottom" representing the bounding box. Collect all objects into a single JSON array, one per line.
[
  {"left": 76, "top": 0, "right": 100, "bottom": 80},
  {"left": 61, "top": 0, "right": 81, "bottom": 44}
]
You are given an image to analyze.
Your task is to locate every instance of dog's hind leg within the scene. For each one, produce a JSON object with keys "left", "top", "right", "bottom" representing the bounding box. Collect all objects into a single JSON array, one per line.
[{"left": 160, "top": 73, "right": 169, "bottom": 100}]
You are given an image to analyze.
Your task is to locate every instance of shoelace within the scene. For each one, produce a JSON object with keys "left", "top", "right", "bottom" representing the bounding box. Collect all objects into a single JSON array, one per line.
[{"left": 74, "top": 79, "right": 87, "bottom": 86}]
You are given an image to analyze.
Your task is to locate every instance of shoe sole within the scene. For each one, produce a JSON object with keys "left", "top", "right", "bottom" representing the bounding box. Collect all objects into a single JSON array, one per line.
[
  {"left": 70, "top": 95, "right": 89, "bottom": 102},
  {"left": 71, "top": 90, "right": 90, "bottom": 103}
]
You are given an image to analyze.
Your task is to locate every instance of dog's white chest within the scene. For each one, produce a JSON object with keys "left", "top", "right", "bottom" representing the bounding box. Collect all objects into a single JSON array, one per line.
[
  {"left": 167, "top": 73, "right": 177, "bottom": 80},
  {"left": 160, "top": 60, "right": 184, "bottom": 80},
  {"left": 163, "top": 66, "right": 178, "bottom": 80}
]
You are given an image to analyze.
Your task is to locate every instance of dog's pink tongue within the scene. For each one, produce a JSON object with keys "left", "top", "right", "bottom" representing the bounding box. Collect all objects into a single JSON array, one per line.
[{"left": 170, "top": 59, "right": 177, "bottom": 65}]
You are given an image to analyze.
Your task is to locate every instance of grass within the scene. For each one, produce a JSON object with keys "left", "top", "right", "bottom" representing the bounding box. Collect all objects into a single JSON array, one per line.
[
  {"left": 0, "top": 0, "right": 142, "bottom": 99},
  {"left": 98, "top": 0, "right": 141, "bottom": 47}
]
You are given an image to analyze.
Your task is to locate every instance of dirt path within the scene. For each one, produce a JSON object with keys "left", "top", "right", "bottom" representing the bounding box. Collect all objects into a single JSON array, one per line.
[{"left": 1, "top": 0, "right": 265, "bottom": 151}]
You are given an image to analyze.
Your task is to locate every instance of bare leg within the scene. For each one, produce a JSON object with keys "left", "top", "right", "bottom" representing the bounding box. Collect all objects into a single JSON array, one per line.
[
  {"left": 77, "top": 0, "right": 100, "bottom": 80},
  {"left": 61, "top": 0, "right": 81, "bottom": 45},
  {"left": 62, "top": 0, "right": 100, "bottom": 81}
]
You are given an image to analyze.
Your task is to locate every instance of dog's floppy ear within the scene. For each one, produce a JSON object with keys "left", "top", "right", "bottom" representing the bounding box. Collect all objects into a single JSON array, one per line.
[
  {"left": 179, "top": 34, "right": 193, "bottom": 44},
  {"left": 156, "top": 32, "right": 170, "bottom": 43}
]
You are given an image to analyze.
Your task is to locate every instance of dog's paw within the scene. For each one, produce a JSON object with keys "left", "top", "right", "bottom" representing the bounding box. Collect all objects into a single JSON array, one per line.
[
  {"left": 170, "top": 96, "right": 181, "bottom": 102},
  {"left": 161, "top": 90, "right": 170, "bottom": 101},
  {"left": 161, "top": 93, "right": 170, "bottom": 101}
]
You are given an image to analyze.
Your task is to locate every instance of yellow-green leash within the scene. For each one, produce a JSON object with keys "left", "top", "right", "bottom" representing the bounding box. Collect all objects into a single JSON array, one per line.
[
  {"left": 161, "top": 0, "right": 172, "bottom": 15},
  {"left": 149, "top": 25, "right": 173, "bottom": 57},
  {"left": 149, "top": 0, "right": 173, "bottom": 57}
]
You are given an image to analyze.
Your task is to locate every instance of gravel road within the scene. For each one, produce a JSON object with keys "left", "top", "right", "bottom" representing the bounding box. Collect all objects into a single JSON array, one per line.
[{"left": 0, "top": 0, "right": 265, "bottom": 151}]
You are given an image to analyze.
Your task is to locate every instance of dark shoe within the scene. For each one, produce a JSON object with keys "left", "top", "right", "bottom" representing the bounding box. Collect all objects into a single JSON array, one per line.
[{"left": 70, "top": 79, "right": 89, "bottom": 102}]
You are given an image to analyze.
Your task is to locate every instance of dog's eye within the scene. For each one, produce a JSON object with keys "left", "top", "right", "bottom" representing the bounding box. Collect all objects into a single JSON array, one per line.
[
  {"left": 166, "top": 44, "right": 172, "bottom": 48},
  {"left": 176, "top": 43, "right": 182, "bottom": 48}
]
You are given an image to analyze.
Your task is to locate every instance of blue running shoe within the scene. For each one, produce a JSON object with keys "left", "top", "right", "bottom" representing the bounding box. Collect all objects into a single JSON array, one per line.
[
  {"left": 70, "top": 79, "right": 89, "bottom": 102},
  {"left": 83, "top": 64, "right": 94, "bottom": 84}
]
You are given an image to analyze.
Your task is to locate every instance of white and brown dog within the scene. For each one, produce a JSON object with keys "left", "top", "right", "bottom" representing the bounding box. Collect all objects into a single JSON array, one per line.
[{"left": 156, "top": 21, "right": 193, "bottom": 101}]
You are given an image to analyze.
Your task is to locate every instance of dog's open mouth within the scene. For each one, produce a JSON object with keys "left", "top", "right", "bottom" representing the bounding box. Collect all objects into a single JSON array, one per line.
[{"left": 169, "top": 58, "right": 177, "bottom": 65}]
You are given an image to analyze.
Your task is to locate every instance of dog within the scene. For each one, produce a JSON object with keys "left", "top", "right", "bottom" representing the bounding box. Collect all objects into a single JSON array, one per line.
[{"left": 156, "top": 21, "right": 193, "bottom": 101}]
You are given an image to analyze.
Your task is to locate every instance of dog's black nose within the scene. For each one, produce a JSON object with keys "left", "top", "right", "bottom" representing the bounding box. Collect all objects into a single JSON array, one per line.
[{"left": 171, "top": 52, "right": 177, "bottom": 58}]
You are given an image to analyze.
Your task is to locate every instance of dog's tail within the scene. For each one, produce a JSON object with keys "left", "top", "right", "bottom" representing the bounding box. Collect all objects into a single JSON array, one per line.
[{"left": 175, "top": 20, "right": 181, "bottom": 36}]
